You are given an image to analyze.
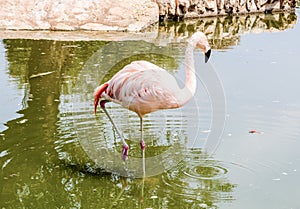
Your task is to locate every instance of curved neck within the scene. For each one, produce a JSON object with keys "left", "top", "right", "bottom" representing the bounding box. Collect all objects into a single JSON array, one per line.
[{"left": 177, "top": 43, "right": 196, "bottom": 106}]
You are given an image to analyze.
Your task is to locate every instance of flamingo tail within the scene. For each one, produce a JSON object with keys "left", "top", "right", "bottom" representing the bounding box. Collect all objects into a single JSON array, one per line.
[{"left": 94, "top": 83, "right": 109, "bottom": 114}]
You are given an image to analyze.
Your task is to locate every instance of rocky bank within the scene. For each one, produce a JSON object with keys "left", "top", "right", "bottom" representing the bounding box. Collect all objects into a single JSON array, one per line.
[
  {"left": 157, "top": 0, "right": 297, "bottom": 19},
  {"left": 0, "top": 0, "right": 298, "bottom": 31}
]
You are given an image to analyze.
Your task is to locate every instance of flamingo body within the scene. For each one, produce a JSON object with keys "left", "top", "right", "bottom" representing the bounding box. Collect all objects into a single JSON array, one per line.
[{"left": 95, "top": 61, "right": 183, "bottom": 117}]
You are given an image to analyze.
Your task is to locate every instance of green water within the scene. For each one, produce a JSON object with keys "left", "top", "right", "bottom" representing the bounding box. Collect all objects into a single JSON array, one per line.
[{"left": 1, "top": 12, "right": 300, "bottom": 208}]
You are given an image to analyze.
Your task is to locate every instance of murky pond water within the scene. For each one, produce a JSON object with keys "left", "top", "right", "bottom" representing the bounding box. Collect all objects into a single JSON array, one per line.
[{"left": 1, "top": 11, "right": 300, "bottom": 208}]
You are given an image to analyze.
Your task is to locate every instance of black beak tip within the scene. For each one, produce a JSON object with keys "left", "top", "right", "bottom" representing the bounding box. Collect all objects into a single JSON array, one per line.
[{"left": 205, "top": 49, "right": 211, "bottom": 63}]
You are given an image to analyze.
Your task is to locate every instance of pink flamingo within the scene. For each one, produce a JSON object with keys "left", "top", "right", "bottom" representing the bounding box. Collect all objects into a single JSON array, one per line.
[{"left": 94, "top": 32, "right": 211, "bottom": 161}]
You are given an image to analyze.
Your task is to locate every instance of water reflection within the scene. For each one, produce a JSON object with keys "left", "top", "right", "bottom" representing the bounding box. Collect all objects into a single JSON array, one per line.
[
  {"left": 0, "top": 12, "right": 298, "bottom": 208},
  {"left": 157, "top": 12, "right": 297, "bottom": 48},
  {"left": 0, "top": 39, "right": 103, "bottom": 208}
]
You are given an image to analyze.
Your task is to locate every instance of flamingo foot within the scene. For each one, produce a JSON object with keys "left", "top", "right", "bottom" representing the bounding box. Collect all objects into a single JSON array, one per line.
[
  {"left": 122, "top": 144, "right": 129, "bottom": 161},
  {"left": 140, "top": 140, "right": 146, "bottom": 150}
]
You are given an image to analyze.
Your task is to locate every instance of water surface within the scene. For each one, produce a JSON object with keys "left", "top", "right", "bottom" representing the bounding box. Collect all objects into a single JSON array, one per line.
[{"left": 0, "top": 11, "right": 300, "bottom": 208}]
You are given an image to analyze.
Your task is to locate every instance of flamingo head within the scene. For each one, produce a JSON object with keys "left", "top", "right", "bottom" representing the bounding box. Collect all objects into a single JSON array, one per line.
[{"left": 190, "top": 32, "right": 211, "bottom": 63}]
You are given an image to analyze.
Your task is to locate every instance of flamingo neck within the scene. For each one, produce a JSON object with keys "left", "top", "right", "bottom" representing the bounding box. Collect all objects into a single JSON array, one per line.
[{"left": 177, "top": 43, "right": 196, "bottom": 106}]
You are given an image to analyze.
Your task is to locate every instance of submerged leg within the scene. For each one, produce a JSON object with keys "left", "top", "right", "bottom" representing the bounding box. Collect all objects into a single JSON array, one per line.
[
  {"left": 139, "top": 117, "right": 146, "bottom": 176},
  {"left": 100, "top": 101, "right": 129, "bottom": 160}
]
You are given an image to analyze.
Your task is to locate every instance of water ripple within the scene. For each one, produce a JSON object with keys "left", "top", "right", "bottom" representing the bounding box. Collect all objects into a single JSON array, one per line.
[
  {"left": 183, "top": 163, "right": 228, "bottom": 180},
  {"left": 160, "top": 149, "right": 236, "bottom": 206}
]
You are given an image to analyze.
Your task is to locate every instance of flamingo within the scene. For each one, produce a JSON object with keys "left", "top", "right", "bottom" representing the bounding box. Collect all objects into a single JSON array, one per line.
[{"left": 94, "top": 32, "right": 211, "bottom": 161}]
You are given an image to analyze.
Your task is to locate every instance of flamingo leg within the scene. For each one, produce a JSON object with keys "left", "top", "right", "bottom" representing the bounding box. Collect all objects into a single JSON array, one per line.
[
  {"left": 100, "top": 101, "right": 129, "bottom": 160},
  {"left": 139, "top": 117, "right": 146, "bottom": 176}
]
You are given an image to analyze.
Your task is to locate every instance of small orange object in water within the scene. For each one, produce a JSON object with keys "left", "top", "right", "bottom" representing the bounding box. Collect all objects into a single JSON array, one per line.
[{"left": 249, "top": 130, "right": 261, "bottom": 134}]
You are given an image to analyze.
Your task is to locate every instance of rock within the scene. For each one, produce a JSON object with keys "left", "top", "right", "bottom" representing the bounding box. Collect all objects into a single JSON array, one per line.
[
  {"left": 156, "top": 0, "right": 297, "bottom": 19},
  {"left": 205, "top": 0, "right": 218, "bottom": 13},
  {"left": 0, "top": 0, "right": 297, "bottom": 31},
  {"left": 0, "top": 0, "right": 158, "bottom": 31},
  {"left": 265, "top": 0, "right": 281, "bottom": 11},
  {"left": 246, "top": 0, "right": 258, "bottom": 12}
]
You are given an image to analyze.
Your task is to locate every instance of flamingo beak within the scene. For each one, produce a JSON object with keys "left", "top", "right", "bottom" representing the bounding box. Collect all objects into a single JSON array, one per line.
[{"left": 205, "top": 49, "right": 211, "bottom": 63}]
